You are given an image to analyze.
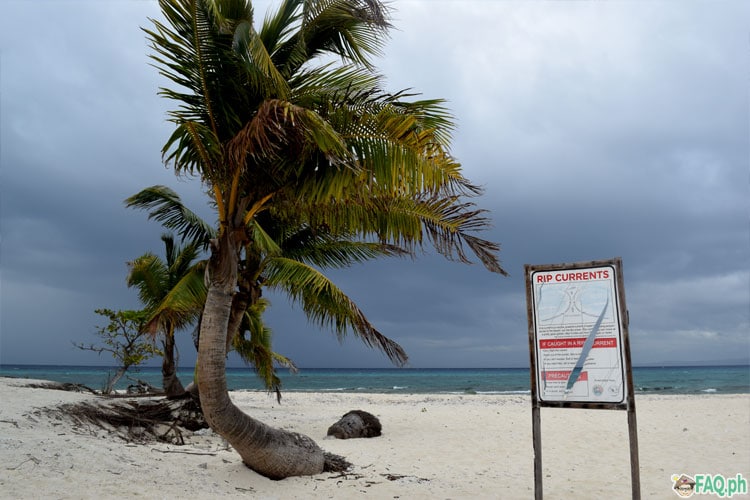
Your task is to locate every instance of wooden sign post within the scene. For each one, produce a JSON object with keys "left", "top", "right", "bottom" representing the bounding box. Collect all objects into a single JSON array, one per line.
[{"left": 524, "top": 257, "right": 640, "bottom": 499}]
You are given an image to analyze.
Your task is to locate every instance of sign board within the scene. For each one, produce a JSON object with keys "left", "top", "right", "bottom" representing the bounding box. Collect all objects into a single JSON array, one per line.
[
  {"left": 528, "top": 263, "right": 626, "bottom": 405},
  {"left": 525, "top": 258, "right": 640, "bottom": 499}
]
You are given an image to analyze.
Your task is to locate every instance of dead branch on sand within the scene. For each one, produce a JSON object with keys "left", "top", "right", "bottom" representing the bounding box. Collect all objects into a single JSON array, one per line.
[{"left": 41, "top": 397, "right": 207, "bottom": 445}]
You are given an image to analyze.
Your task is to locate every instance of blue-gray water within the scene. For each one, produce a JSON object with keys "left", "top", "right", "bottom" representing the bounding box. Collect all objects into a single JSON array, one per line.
[{"left": 1, "top": 365, "right": 748, "bottom": 395}]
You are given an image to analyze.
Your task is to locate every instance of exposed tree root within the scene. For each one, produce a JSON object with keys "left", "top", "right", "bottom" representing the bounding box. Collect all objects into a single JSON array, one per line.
[
  {"left": 34, "top": 385, "right": 353, "bottom": 477},
  {"left": 42, "top": 396, "right": 207, "bottom": 445}
]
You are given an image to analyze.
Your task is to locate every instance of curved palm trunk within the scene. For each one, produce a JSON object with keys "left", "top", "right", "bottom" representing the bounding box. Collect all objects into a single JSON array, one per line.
[
  {"left": 162, "top": 331, "right": 185, "bottom": 398},
  {"left": 197, "top": 231, "right": 335, "bottom": 479}
]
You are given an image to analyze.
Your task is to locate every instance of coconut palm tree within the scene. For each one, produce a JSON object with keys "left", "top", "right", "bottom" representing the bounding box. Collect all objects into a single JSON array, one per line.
[
  {"left": 144, "top": 0, "right": 506, "bottom": 478},
  {"left": 127, "top": 185, "right": 408, "bottom": 396},
  {"left": 126, "top": 234, "right": 205, "bottom": 397},
  {"left": 125, "top": 186, "right": 407, "bottom": 384}
]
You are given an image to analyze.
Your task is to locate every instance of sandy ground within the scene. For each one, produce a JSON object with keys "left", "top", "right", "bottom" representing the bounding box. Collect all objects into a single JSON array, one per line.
[{"left": 1, "top": 377, "right": 748, "bottom": 499}]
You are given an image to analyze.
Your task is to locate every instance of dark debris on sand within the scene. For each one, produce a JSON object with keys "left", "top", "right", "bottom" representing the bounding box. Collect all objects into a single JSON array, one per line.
[{"left": 39, "top": 396, "right": 208, "bottom": 445}]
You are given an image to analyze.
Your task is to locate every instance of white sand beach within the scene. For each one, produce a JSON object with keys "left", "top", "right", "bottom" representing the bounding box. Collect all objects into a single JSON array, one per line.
[{"left": 1, "top": 377, "right": 748, "bottom": 499}]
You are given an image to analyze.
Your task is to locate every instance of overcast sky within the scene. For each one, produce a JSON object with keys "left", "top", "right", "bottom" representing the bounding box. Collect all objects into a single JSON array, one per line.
[{"left": 1, "top": 0, "right": 748, "bottom": 370}]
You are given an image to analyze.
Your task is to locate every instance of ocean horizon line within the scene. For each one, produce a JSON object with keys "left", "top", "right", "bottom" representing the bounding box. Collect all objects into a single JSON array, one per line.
[
  {"left": 1, "top": 362, "right": 749, "bottom": 370},
  {"left": 2, "top": 363, "right": 748, "bottom": 395}
]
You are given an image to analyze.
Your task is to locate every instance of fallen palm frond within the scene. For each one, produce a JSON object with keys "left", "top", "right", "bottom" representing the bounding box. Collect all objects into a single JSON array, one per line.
[
  {"left": 25, "top": 381, "right": 99, "bottom": 394},
  {"left": 41, "top": 396, "right": 207, "bottom": 445},
  {"left": 25, "top": 379, "right": 165, "bottom": 397}
]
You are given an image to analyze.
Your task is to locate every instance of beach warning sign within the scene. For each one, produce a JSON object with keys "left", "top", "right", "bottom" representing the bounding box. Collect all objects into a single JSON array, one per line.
[
  {"left": 524, "top": 257, "right": 641, "bottom": 499},
  {"left": 528, "top": 263, "right": 626, "bottom": 404}
]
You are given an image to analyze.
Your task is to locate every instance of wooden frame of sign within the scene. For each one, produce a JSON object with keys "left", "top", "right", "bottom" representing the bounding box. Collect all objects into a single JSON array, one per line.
[{"left": 524, "top": 257, "right": 640, "bottom": 499}]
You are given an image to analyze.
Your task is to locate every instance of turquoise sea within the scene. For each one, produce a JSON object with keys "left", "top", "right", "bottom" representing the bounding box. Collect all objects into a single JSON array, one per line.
[{"left": 1, "top": 364, "right": 748, "bottom": 395}]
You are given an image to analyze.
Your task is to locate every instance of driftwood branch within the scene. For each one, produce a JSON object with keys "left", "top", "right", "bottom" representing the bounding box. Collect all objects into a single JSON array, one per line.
[
  {"left": 150, "top": 448, "right": 217, "bottom": 456},
  {"left": 6, "top": 456, "right": 41, "bottom": 470}
]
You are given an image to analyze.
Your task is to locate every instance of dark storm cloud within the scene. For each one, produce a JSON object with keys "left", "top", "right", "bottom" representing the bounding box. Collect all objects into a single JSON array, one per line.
[
  {"left": 1, "top": 0, "right": 196, "bottom": 364},
  {"left": 1, "top": 1, "right": 747, "bottom": 368}
]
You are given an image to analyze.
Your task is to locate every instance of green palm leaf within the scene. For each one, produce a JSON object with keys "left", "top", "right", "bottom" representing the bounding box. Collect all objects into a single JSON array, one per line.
[
  {"left": 273, "top": 0, "right": 391, "bottom": 75},
  {"left": 144, "top": 261, "right": 207, "bottom": 335},
  {"left": 264, "top": 256, "right": 408, "bottom": 366},
  {"left": 233, "top": 297, "right": 298, "bottom": 401},
  {"left": 125, "top": 186, "right": 216, "bottom": 250},
  {"left": 127, "top": 253, "right": 169, "bottom": 309}
]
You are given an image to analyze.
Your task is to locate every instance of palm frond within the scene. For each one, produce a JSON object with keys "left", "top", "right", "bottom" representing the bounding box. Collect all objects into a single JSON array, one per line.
[
  {"left": 161, "top": 120, "right": 223, "bottom": 178},
  {"left": 145, "top": 0, "right": 252, "bottom": 178},
  {"left": 144, "top": 261, "right": 208, "bottom": 334},
  {"left": 298, "top": 194, "right": 507, "bottom": 275},
  {"left": 233, "top": 298, "right": 298, "bottom": 401},
  {"left": 276, "top": 224, "right": 408, "bottom": 268},
  {"left": 264, "top": 256, "right": 408, "bottom": 366},
  {"left": 125, "top": 185, "right": 216, "bottom": 249},
  {"left": 127, "top": 253, "right": 169, "bottom": 309},
  {"left": 233, "top": 19, "right": 290, "bottom": 100},
  {"left": 248, "top": 219, "right": 283, "bottom": 258},
  {"left": 170, "top": 238, "right": 203, "bottom": 278},
  {"left": 276, "top": 0, "right": 391, "bottom": 75}
]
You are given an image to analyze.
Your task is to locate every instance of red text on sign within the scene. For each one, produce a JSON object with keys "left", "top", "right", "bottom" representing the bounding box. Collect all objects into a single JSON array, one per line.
[{"left": 539, "top": 338, "right": 617, "bottom": 349}]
